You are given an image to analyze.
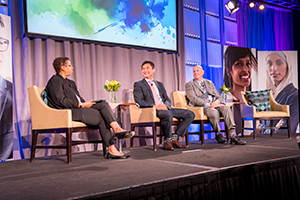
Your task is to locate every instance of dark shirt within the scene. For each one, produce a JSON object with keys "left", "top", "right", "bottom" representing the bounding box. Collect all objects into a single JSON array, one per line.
[{"left": 45, "top": 74, "right": 85, "bottom": 121}]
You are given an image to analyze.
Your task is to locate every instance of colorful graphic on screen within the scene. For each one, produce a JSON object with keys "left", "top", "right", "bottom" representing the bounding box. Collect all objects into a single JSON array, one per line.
[{"left": 25, "top": 0, "right": 177, "bottom": 51}]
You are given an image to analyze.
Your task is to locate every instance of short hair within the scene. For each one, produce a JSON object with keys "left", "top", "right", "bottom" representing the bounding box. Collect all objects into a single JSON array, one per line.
[
  {"left": 141, "top": 60, "right": 155, "bottom": 69},
  {"left": 53, "top": 57, "right": 70, "bottom": 73}
]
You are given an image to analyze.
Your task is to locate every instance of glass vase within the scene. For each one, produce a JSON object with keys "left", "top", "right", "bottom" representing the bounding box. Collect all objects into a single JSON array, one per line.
[
  {"left": 110, "top": 90, "right": 116, "bottom": 103},
  {"left": 221, "top": 92, "right": 227, "bottom": 103}
]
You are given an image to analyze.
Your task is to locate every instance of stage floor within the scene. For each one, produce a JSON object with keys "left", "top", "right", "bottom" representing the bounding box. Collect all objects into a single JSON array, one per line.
[{"left": 1, "top": 133, "right": 300, "bottom": 200}]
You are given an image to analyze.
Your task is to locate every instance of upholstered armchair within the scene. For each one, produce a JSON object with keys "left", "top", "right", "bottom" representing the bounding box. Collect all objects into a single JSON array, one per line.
[
  {"left": 172, "top": 91, "right": 229, "bottom": 144},
  {"left": 240, "top": 90, "right": 291, "bottom": 140},
  {"left": 28, "top": 85, "right": 105, "bottom": 164},
  {"left": 128, "top": 102, "right": 189, "bottom": 151}
]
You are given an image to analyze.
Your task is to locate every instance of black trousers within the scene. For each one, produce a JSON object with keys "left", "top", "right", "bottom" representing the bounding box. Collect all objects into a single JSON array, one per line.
[
  {"left": 77, "top": 101, "right": 116, "bottom": 147},
  {"left": 156, "top": 108, "right": 195, "bottom": 139}
]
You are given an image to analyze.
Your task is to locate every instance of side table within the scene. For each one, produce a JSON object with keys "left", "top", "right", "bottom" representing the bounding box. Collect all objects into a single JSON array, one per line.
[{"left": 116, "top": 103, "right": 138, "bottom": 152}]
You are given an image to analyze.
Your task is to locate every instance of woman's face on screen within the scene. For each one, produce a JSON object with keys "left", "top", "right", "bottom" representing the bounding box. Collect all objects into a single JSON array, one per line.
[
  {"left": 266, "top": 54, "right": 287, "bottom": 87},
  {"left": 229, "top": 55, "right": 251, "bottom": 88}
]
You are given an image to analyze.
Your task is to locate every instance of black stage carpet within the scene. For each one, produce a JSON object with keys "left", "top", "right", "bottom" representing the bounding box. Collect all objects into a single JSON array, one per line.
[{"left": 1, "top": 133, "right": 300, "bottom": 200}]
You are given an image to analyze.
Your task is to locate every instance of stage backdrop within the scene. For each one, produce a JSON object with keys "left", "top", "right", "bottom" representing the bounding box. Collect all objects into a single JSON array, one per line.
[
  {"left": 0, "top": 13, "right": 13, "bottom": 161},
  {"left": 222, "top": 48, "right": 299, "bottom": 135}
]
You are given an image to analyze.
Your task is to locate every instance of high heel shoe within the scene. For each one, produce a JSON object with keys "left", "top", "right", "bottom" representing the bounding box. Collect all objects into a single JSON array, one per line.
[
  {"left": 113, "top": 131, "right": 135, "bottom": 140},
  {"left": 106, "top": 152, "right": 129, "bottom": 159}
]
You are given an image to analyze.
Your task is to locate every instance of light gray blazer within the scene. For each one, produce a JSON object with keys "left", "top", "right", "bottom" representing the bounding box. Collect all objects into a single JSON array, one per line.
[{"left": 185, "top": 79, "right": 223, "bottom": 107}]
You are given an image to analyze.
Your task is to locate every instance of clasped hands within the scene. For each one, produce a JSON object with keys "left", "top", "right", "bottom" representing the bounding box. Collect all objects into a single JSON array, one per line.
[
  {"left": 209, "top": 101, "right": 225, "bottom": 108},
  {"left": 154, "top": 104, "right": 168, "bottom": 110}
]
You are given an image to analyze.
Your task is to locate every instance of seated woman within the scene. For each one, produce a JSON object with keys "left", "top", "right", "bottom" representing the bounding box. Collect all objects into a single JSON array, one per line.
[{"left": 45, "top": 57, "right": 134, "bottom": 159}]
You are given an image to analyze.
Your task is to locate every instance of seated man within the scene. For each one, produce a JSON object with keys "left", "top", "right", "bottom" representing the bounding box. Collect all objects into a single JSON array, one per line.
[
  {"left": 133, "top": 60, "right": 195, "bottom": 150},
  {"left": 185, "top": 65, "right": 246, "bottom": 145},
  {"left": 46, "top": 57, "right": 134, "bottom": 159}
]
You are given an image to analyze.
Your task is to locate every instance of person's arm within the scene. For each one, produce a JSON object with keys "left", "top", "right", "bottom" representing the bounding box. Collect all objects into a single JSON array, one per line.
[
  {"left": 157, "top": 82, "right": 171, "bottom": 109},
  {"left": 133, "top": 81, "right": 155, "bottom": 108},
  {"left": 207, "top": 80, "right": 224, "bottom": 104},
  {"left": 275, "top": 88, "right": 299, "bottom": 133}
]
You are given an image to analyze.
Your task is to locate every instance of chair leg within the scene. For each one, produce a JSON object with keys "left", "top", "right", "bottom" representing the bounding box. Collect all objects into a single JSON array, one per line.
[
  {"left": 241, "top": 119, "right": 245, "bottom": 137},
  {"left": 102, "top": 143, "right": 106, "bottom": 157},
  {"left": 130, "top": 125, "right": 135, "bottom": 148},
  {"left": 30, "top": 130, "right": 38, "bottom": 163},
  {"left": 153, "top": 123, "right": 157, "bottom": 151},
  {"left": 66, "top": 128, "right": 72, "bottom": 164},
  {"left": 253, "top": 119, "right": 257, "bottom": 140},
  {"left": 200, "top": 121, "right": 204, "bottom": 145},
  {"left": 185, "top": 130, "right": 189, "bottom": 147},
  {"left": 270, "top": 120, "right": 274, "bottom": 137},
  {"left": 159, "top": 127, "right": 163, "bottom": 144},
  {"left": 287, "top": 118, "right": 291, "bottom": 139}
]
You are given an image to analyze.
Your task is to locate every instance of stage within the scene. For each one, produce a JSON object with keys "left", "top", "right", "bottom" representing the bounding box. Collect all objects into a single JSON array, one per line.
[{"left": 1, "top": 133, "right": 300, "bottom": 200}]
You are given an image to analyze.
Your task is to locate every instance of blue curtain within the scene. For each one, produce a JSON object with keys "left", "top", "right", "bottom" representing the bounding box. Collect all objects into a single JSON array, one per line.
[{"left": 237, "top": 3, "right": 294, "bottom": 51}]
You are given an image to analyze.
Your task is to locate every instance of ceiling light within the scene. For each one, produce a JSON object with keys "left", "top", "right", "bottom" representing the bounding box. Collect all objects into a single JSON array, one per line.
[
  {"left": 225, "top": 0, "right": 240, "bottom": 15},
  {"left": 258, "top": 4, "right": 265, "bottom": 10},
  {"left": 249, "top": 2, "right": 256, "bottom": 8}
]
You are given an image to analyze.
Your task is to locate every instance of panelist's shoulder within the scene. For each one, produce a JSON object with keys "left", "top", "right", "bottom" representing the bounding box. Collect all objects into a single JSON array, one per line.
[
  {"left": 134, "top": 79, "right": 144, "bottom": 85},
  {"left": 204, "top": 79, "right": 213, "bottom": 83},
  {"left": 185, "top": 79, "right": 194, "bottom": 85}
]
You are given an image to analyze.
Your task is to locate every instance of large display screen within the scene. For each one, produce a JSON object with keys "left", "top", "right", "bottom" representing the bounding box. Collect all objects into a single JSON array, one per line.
[{"left": 24, "top": 0, "right": 177, "bottom": 52}]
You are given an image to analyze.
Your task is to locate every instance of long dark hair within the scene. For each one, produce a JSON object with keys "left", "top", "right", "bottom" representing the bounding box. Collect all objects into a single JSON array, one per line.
[{"left": 224, "top": 46, "right": 257, "bottom": 89}]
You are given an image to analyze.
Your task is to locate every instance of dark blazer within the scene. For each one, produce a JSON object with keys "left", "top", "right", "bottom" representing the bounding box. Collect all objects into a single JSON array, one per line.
[
  {"left": 0, "top": 78, "right": 13, "bottom": 160},
  {"left": 45, "top": 74, "right": 85, "bottom": 121},
  {"left": 133, "top": 79, "right": 172, "bottom": 109},
  {"left": 275, "top": 83, "right": 298, "bottom": 133}
]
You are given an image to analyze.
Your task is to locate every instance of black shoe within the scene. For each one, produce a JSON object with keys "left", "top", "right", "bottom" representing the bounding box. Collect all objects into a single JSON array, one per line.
[
  {"left": 230, "top": 136, "right": 246, "bottom": 145},
  {"left": 106, "top": 152, "right": 129, "bottom": 159},
  {"left": 113, "top": 131, "right": 135, "bottom": 140},
  {"left": 215, "top": 134, "right": 227, "bottom": 144}
]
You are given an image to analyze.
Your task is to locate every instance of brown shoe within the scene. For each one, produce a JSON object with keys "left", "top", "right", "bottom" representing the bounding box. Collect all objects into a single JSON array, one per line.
[
  {"left": 171, "top": 140, "right": 187, "bottom": 148},
  {"left": 164, "top": 141, "right": 174, "bottom": 150}
]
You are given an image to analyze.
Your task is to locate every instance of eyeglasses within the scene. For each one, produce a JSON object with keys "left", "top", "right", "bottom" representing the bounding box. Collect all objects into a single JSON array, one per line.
[{"left": 0, "top": 37, "right": 9, "bottom": 52}]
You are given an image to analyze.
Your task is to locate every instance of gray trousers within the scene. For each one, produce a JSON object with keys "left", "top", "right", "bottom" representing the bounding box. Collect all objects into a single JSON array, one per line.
[
  {"left": 78, "top": 101, "right": 116, "bottom": 147},
  {"left": 203, "top": 105, "right": 235, "bottom": 136}
]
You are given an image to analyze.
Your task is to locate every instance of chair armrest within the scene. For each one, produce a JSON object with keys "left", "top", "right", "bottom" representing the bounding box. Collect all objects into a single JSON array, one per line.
[
  {"left": 128, "top": 105, "right": 158, "bottom": 123},
  {"left": 185, "top": 106, "right": 206, "bottom": 120},
  {"left": 269, "top": 92, "right": 290, "bottom": 114},
  {"left": 28, "top": 86, "right": 73, "bottom": 130}
]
